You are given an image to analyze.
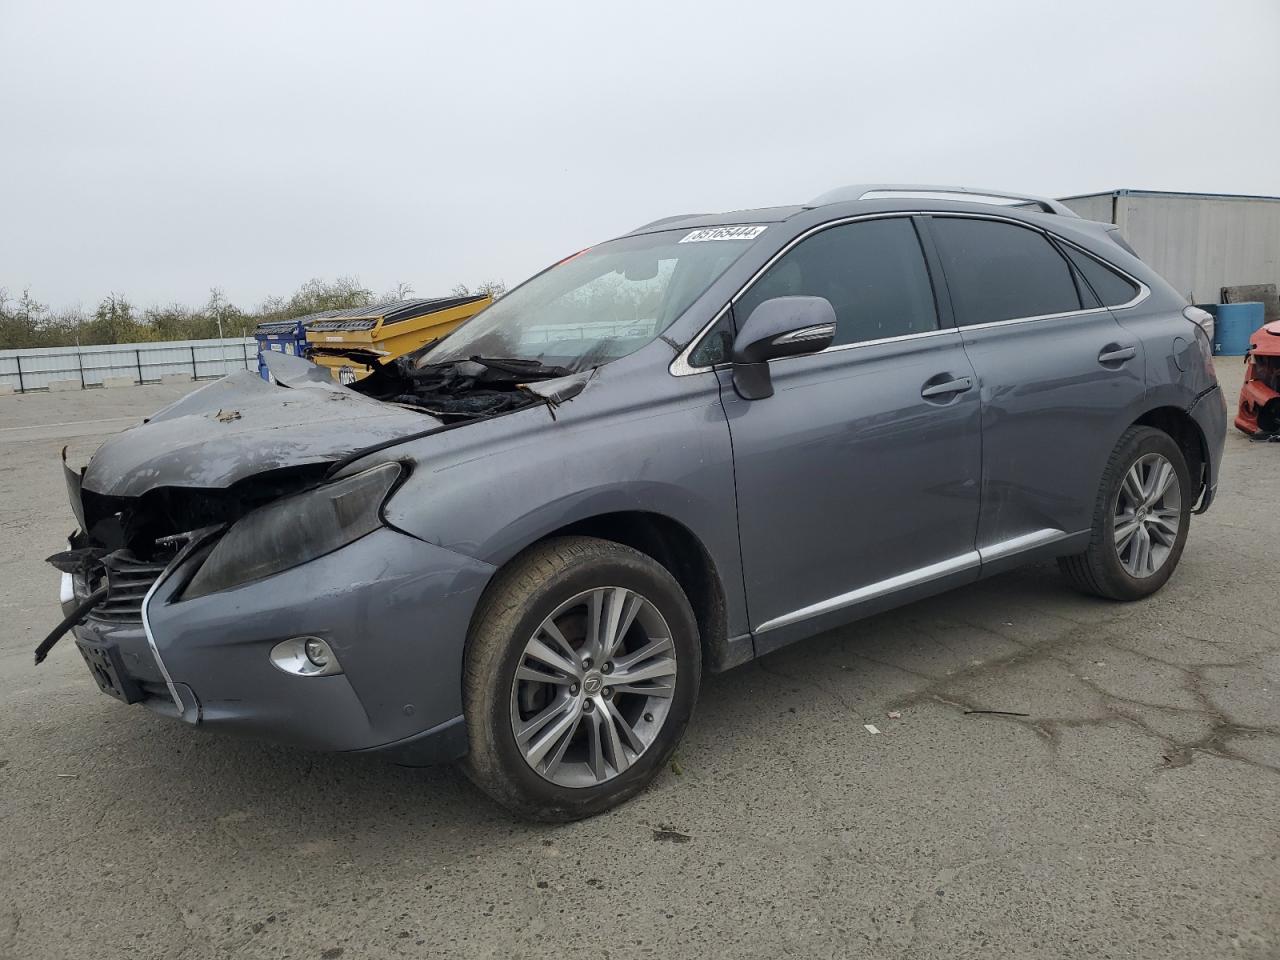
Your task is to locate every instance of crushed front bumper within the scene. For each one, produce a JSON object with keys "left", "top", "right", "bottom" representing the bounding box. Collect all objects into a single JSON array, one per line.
[{"left": 66, "top": 527, "right": 494, "bottom": 763}]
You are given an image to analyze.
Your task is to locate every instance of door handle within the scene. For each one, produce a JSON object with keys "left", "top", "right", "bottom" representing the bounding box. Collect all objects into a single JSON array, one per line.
[
  {"left": 1097, "top": 344, "right": 1137, "bottom": 364},
  {"left": 920, "top": 375, "right": 973, "bottom": 399}
]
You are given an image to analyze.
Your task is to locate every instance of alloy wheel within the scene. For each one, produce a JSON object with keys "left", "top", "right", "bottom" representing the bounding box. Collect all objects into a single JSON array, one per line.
[
  {"left": 509, "top": 587, "right": 678, "bottom": 788},
  {"left": 1113, "top": 452, "right": 1181, "bottom": 578}
]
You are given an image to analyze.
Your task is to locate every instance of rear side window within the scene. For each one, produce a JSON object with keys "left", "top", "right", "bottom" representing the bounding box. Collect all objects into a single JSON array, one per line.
[
  {"left": 931, "top": 218, "right": 1082, "bottom": 325},
  {"left": 1061, "top": 244, "right": 1140, "bottom": 307},
  {"left": 734, "top": 217, "right": 938, "bottom": 347}
]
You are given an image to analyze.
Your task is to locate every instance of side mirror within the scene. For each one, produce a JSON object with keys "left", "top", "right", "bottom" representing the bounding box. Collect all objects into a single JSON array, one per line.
[{"left": 731, "top": 296, "right": 836, "bottom": 399}]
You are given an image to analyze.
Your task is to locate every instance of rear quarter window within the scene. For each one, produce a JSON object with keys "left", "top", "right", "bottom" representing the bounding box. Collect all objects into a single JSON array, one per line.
[{"left": 1060, "top": 244, "right": 1141, "bottom": 307}]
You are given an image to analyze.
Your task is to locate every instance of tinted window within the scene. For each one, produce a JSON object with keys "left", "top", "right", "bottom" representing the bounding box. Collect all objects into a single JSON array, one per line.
[
  {"left": 1062, "top": 244, "right": 1140, "bottom": 307},
  {"left": 931, "top": 218, "right": 1082, "bottom": 325},
  {"left": 735, "top": 218, "right": 938, "bottom": 347}
]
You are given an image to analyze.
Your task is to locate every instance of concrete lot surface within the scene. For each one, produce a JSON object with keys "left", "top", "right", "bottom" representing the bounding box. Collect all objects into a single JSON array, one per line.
[{"left": 1, "top": 364, "right": 1276, "bottom": 960}]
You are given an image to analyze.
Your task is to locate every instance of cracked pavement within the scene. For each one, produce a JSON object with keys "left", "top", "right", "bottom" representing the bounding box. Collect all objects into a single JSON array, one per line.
[{"left": 0, "top": 362, "right": 1276, "bottom": 959}]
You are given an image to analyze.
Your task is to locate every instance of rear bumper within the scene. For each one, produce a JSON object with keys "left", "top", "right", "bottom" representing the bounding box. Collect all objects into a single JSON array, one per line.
[
  {"left": 1190, "top": 383, "right": 1227, "bottom": 513},
  {"left": 67, "top": 527, "right": 493, "bottom": 761}
]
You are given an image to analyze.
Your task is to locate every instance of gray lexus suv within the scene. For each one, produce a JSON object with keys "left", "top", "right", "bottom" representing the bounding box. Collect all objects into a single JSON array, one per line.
[{"left": 43, "top": 185, "right": 1227, "bottom": 820}]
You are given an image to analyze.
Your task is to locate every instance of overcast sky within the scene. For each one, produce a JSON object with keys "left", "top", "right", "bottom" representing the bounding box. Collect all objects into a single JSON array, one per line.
[{"left": 2, "top": 0, "right": 1278, "bottom": 312}]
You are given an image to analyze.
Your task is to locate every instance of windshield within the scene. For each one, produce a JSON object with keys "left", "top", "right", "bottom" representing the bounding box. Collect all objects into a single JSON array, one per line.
[{"left": 420, "top": 225, "right": 767, "bottom": 372}]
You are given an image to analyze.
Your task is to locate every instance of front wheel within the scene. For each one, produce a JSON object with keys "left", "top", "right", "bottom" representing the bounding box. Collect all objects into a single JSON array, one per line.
[
  {"left": 462, "top": 536, "right": 701, "bottom": 822},
  {"left": 1058, "top": 426, "right": 1192, "bottom": 601}
]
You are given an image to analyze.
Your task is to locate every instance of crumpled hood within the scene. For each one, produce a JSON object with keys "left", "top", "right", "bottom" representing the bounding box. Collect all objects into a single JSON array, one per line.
[{"left": 81, "top": 363, "right": 438, "bottom": 498}]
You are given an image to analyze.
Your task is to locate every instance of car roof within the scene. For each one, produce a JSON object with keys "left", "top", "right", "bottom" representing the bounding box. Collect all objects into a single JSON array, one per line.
[
  {"left": 621, "top": 184, "right": 1083, "bottom": 238},
  {"left": 623, "top": 205, "right": 807, "bottom": 236}
]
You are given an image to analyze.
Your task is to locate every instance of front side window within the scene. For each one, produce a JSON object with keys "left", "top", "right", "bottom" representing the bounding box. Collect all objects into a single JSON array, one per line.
[
  {"left": 422, "top": 226, "right": 764, "bottom": 373},
  {"left": 931, "top": 217, "right": 1082, "bottom": 325},
  {"left": 734, "top": 217, "right": 939, "bottom": 348}
]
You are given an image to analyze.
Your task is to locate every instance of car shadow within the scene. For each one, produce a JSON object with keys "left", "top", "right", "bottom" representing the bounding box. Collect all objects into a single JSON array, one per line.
[{"left": 89, "top": 559, "right": 1115, "bottom": 842}]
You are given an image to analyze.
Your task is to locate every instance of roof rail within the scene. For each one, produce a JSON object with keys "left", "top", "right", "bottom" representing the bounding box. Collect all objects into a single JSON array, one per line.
[{"left": 809, "top": 184, "right": 1079, "bottom": 218}]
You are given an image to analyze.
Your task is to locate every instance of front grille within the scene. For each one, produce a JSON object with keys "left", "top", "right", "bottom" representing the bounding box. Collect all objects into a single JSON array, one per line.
[{"left": 89, "top": 553, "right": 168, "bottom": 623}]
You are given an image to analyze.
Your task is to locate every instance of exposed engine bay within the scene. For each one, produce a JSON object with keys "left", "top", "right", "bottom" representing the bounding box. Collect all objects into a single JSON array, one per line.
[
  {"left": 351, "top": 354, "right": 576, "bottom": 421},
  {"left": 63, "top": 350, "right": 586, "bottom": 555}
]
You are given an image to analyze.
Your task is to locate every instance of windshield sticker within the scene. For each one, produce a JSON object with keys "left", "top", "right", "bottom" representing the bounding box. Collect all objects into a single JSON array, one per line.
[{"left": 678, "top": 225, "right": 768, "bottom": 243}]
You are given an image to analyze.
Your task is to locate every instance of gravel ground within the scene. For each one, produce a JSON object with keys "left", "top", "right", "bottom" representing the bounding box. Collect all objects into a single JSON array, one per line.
[{"left": 0, "top": 363, "right": 1276, "bottom": 960}]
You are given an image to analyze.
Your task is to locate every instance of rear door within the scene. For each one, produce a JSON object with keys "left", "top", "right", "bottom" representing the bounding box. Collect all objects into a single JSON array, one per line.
[
  {"left": 719, "top": 215, "right": 983, "bottom": 652},
  {"left": 925, "top": 215, "right": 1145, "bottom": 566}
]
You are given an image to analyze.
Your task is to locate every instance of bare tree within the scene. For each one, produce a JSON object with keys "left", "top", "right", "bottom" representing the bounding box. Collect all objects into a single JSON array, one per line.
[
  {"left": 207, "top": 288, "right": 226, "bottom": 337},
  {"left": 385, "top": 280, "right": 415, "bottom": 301},
  {"left": 451, "top": 279, "right": 507, "bottom": 300}
]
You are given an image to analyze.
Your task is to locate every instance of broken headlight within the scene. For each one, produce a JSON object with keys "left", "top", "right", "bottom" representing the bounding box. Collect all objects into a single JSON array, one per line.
[{"left": 183, "top": 463, "right": 401, "bottom": 600}]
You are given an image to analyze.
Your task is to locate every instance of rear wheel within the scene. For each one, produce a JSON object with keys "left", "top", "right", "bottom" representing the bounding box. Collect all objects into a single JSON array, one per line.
[
  {"left": 1058, "top": 426, "right": 1191, "bottom": 600},
  {"left": 463, "top": 536, "right": 700, "bottom": 821}
]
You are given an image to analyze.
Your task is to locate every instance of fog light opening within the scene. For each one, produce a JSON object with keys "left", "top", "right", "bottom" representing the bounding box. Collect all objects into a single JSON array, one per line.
[
  {"left": 270, "top": 636, "right": 343, "bottom": 677},
  {"left": 304, "top": 638, "right": 330, "bottom": 668}
]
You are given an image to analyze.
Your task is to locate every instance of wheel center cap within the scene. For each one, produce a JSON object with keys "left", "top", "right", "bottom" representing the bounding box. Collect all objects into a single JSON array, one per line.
[
  {"left": 1137, "top": 506, "right": 1149, "bottom": 520},
  {"left": 583, "top": 673, "right": 604, "bottom": 695}
]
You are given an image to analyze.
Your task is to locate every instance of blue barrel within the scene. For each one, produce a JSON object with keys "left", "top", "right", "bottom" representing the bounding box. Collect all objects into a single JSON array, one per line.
[{"left": 1214, "top": 302, "right": 1264, "bottom": 356}]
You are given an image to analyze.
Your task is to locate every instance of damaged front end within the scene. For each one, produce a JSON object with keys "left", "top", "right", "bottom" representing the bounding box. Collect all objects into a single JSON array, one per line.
[
  {"left": 38, "top": 448, "right": 331, "bottom": 688},
  {"left": 1237, "top": 320, "right": 1280, "bottom": 441},
  {"left": 37, "top": 348, "right": 587, "bottom": 719},
  {"left": 33, "top": 355, "right": 426, "bottom": 680}
]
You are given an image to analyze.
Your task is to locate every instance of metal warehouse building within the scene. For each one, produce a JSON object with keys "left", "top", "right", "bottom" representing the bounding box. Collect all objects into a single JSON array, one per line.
[{"left": 1059, "top": 189, "right": 1280, "bottom": 304}]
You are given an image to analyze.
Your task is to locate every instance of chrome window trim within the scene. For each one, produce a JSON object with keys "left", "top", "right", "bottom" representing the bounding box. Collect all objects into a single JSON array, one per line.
[
  {"left": 671, "top": 321, "right": 955, "bottom": 376},
  {"left": 1049, "top": 234, "right": 1150, "bottom": 312},
  {"left": 670, "top": 302, "right": 732, "bottom": 376},
  {"left": 670, "top": 211, "right": 922, "bottom": 377},
  {"left": 956, "top": 306, "right": 1111, "bottom": 332},
  {"left": 670, "top": 209, "right": 1151, "bottom": 376},
  {"left": 754, "top": 528, "right": 1075, "bottom": 634},
  {"left": 925, "top": 211, "right": 1151, "bottom": 319},
  {"left": 761, "top": 326, "right": 958, "bottom": 367}
]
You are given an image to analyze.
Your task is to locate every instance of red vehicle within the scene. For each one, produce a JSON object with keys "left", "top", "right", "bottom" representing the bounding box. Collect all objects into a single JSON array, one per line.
[{"left": 1236, "top": 319, "right": 1280, "bottom": 437}]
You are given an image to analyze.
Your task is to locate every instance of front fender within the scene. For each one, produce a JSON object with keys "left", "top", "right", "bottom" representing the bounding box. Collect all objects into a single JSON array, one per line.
[{"left": 381, "top": 361, "right": 748, "bottom": 638}]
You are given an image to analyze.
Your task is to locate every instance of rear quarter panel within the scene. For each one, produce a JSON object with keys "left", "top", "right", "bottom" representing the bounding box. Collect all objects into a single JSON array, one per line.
[{"left": 1051, "top": 218, "right": 1224, "bottom": 492}]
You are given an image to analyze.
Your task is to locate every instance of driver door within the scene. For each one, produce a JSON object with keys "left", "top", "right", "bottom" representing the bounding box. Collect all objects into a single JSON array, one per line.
[{"left": 718, "top": 216, "right": 983, "bottom": 653}]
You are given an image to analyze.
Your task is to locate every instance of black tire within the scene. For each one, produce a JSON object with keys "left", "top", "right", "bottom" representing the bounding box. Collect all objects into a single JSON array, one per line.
[
  {"left": 1058, "top": 426, "right": 1192, "bottom": 601},
  {"left": 462, "top": 536, "right": 701, "bottom": 822}
]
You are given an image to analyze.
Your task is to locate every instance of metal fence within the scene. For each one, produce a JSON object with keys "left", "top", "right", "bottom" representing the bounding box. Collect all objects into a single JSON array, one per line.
[{"left": 0, "top": 338, "right": 256, "bottom": 393}]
